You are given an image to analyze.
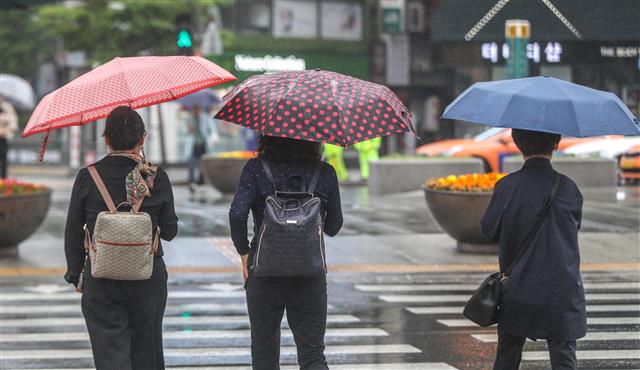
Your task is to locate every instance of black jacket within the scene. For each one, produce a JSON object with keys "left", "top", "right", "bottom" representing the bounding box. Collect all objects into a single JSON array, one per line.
[
  {"left": 229, "top": 158, "right": 343, "bottom": 256},
  {"left": 481, "top": 157, "right": 587, "bottom": 341},
  {"left": 64, "top": 155, "right": 178, "bottom": 287}
]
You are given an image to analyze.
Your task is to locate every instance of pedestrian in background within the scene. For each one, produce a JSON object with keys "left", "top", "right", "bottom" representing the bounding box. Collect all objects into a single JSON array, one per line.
[
  {"left": 353, "top": 137, "right": 381, "bottom": 181},
  {"left": 229, "top": 135, "right": 343, "bottom": 369},
  {"left": 0, "top": 98, "right": 19, "bottom": 178},
  {"left": 186, "top": 104, "right": 215, "bottom": 191},
  {"left": 323, "top": 143, "right": 348, "bottom": 182},
  {"left": 482, "top": 128, "right": 586, "bottom": 370},
  {"left": 64, "top": 106, "right": 178, "bottom": 369}
]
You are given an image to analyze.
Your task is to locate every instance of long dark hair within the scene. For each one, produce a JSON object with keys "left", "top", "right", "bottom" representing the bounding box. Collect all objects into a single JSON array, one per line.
[{"left": 257, "top": 135, "right": 323, "bottom": 163}]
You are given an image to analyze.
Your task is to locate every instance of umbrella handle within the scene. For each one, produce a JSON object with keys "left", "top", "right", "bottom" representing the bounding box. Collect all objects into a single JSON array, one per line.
[{"left": 38, "top": 130, "right": 50, "bottom": 163}]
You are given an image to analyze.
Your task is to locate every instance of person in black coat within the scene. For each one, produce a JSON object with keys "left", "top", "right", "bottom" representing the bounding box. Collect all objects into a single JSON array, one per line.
[
  {"left": 229, "top": 135, "right": 343, "bottom": 370},
  {"left": 481, "top": 129, "right": 587, "bottom": 370},
  {"left": 64, "top": 106, "right": 179, "bottom": 370}
]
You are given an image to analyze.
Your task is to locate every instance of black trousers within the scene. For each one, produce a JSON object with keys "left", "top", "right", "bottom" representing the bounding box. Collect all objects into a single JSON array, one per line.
[
  {"left": 81, "top": 257, "right": 168, "bottom": 370},
  {"left": 0, "top": 138, "right": 8, "bottom": 178},
  {"left": 246, "top": 272, "right": 328, "bottom": 370},
  {"left": 493, "top": 326, "right": 577, "bottom": 370}
]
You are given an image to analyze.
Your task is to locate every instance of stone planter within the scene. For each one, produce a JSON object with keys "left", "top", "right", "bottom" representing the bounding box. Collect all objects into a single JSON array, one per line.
[
  {"left": 0, "top": 189, "right": 52, "bottom": 256},
  {"left": 200, "top": 156, "right": 250, "bottom": 193},
  {"left": 369, "top": 158, "right": 485, "bottom": 196},
  {"left": 503, "top": 156, "right": 617, "bottom": 188},
  {"left": 423, "top": 187, "right": 497, "bottom": 254}
]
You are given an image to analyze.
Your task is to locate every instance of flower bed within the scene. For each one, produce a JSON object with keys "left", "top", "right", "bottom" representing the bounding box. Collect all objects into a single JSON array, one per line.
[
  {"left": 423, "top": 173, "right": 505, "bottom": 254},
  {"left": 425, "top": 173, "right": 506, "bottom": 192},
  {"left": 0, "top": 179, "right": 52, "bottom": 255}
]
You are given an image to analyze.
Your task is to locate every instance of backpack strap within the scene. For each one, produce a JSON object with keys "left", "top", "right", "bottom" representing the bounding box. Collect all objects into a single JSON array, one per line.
[
  {"left": 261, "top": 160, "right": 277, "bottom": 193},
  {"left": 87, "top": 166, "right": 117, "bottom": 213},
  {"left": 307, "top": 163, "right": 323, "bottom": 194}
]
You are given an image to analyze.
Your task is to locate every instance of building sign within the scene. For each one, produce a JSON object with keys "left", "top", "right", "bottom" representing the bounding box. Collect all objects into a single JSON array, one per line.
[
  {"left": 321, "top": 2, "right": 363, "bottom": 41},
  {"left": 482, "top": 42, "right": 563, "bottom": 64},
  {"left": 234, "top": 54, "right": 306, "bottom": 72},
  {"left": 600, "top": 46, "right": 640, "bottom": 58},
  {"left": 272, "top": 0, "right": 317, "bottom": 39},
  {"left": 380, "top": 0, "right": 404, "bottom": 34}
]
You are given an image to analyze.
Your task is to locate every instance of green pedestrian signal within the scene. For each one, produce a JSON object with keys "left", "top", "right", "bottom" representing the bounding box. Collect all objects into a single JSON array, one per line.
[{"left": 177, "top": 30, "right": 192, "bottom": 48}]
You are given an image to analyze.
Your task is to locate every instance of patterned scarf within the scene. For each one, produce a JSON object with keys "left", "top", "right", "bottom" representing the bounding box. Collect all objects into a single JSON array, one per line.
[{"left": 108, "top": 152, "right": 157, "bottom": 206}]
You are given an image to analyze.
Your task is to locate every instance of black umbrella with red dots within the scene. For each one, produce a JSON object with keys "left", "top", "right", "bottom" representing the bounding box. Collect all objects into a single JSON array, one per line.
[{"left": 214, "top": 69, "right": 417, "bottom": 146}]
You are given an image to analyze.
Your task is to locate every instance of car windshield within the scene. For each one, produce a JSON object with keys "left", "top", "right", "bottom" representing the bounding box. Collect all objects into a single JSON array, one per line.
[{"left": 473, "top": 127, "right": 505, "bottom": 142}]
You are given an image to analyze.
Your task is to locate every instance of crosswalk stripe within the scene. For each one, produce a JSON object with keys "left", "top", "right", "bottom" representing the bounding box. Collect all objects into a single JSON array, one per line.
[
  {"left": 522, "top": 349, "right": 640, "bottom": 361},
  {"left": 0, "top": 290, "right": 246, "bottom": 301},
  {"left": 472, "top": 331, "right": 640, "bottom": 343},
  {"left": 165, "top": 364, "right": 458, "bottom": 370},
  {"left": 355, "top": 282, "right": 640, "bottom": 292},
  {"left": 407, "top": 304, "right": 640, "bottom": 315},
  {"left": 381, "top": 293, "right": 640, "bottom": 303},
  {"left": 437, "top": 317, "right": 640, "bottom": 327},
  {"left": 0, "top": 303, "right": 249, "bottom": 315},
  {"left": 0, "top": 363, "right": 458, "bottom": 370},
  {"left": 0, "top": 328, "right": 388, "bottom": 343},
  {"left": 0, "top": 344, "right": 422, "bottom": 360},
  {"left": 0, "top": 314, "right": 360, "bottom": 328}
]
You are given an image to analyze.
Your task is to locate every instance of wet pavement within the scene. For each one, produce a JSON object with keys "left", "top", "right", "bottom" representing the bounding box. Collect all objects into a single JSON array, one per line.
[{"left": 1, "top": 174, "right": 639, "bottom": 369}]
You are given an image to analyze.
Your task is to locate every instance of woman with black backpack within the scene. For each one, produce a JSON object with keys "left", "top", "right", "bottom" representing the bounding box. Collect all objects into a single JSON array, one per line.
[
  {"left": 229, "top": 135, "right": 343, "bottom": 370},
  {"left": 64, "top": 106, "right": 179, "bottom": 369}
]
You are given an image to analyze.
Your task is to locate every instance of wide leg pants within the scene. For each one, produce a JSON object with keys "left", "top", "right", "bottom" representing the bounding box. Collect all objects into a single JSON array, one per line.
[
  {"left": 81, "top": 257, "right": 168, "bottom": 370},
  {"left": 493, "top": 326, "right": 578, "bottom": 370},
  {"left": 246, "top": 272, "right": 328, "bottom": 370}
]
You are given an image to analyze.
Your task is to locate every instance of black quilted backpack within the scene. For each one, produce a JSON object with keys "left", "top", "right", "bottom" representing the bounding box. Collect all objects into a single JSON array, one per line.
[{"left": 252, "top": 160, "right": 326, "bottom": 277}]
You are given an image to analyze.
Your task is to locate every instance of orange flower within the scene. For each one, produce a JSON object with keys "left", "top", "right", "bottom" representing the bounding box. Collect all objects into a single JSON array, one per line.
[
  {"left": 425, "top": 173, "right": 506, "bottom": 192},
  {"left": 0, "top": 178, "right": 47, "bottom": 196}
]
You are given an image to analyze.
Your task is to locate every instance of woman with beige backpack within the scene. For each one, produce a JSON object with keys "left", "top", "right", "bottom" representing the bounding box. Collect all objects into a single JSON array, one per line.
[{"left": 64, "top": 106, "right": 178, "bottom": 369}]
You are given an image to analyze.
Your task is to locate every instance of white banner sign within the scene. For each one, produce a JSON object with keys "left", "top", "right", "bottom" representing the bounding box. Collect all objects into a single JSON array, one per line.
[
  {"left": 272, "top": 0, "right": 317, "bottom": 39},
  {"left": 321, "top": 1, "right": 363, "bottom": 41}
]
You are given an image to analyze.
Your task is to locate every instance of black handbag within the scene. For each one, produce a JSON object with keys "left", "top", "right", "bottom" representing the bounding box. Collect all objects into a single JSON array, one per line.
[
  {"left": 463, "top": 174, "right": 561, "bottom": 327},
  {"left": 252, "top": 160, "right": 327, "bottom": 277}
]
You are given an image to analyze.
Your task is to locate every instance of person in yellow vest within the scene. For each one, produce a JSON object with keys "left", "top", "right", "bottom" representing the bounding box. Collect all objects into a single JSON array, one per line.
[
  {"left": 353, "top": 137, "right": 381, "bottom": 181},
  {"left": 323, "top": 144, "right": 348, "bottom": 182}
]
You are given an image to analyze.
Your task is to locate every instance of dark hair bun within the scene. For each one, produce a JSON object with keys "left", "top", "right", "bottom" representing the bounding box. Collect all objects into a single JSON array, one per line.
[{"left": 104, "top": 106, "right": 145, "bottom": 150}]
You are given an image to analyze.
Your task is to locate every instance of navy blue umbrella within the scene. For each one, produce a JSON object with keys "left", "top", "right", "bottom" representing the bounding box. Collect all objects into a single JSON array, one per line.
[
  {"left": 178, "top": 89, "right": 221, "bottom": 111},
  {"left": 442, "top": 76, "right": 640, "bottom": 137}
]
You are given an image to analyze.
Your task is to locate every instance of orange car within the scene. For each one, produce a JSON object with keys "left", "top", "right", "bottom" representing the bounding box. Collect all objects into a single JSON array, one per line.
[
  {"left": 417, "top": 128, "right": 591, "bottom": 172},
  {"left": 619, "top": 144, "right": 640, "bottom": 183}
]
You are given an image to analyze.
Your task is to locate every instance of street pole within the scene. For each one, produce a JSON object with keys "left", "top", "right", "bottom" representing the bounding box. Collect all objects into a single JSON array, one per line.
[
  {"left": 505, "top": 20, "right": 530, "bottom": 79},
  {"left": 156, "top": 104, "right": 167, "bottom": 166}
]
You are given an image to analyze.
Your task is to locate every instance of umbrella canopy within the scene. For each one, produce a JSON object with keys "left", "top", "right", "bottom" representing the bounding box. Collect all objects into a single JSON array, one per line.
[
  {"left": 442, "top": 76, "right": 640, "bottom": 138},
  {"left": 0, "top": 73, "right": 36, "bottom": 110},
  {"left": 23, "top": 56, "right": 236, "bottom": 138},
  {"left": 214, "top": 69, "right": 416, "bottom": 146},
  {"left": 178, "top": 89, "right": 221, "bottom": 111}
]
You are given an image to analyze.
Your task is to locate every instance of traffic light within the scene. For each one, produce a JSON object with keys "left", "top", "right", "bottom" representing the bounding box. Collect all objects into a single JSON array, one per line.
[{"left": 176, "top": 13, "right": 193, "bottom": 55}]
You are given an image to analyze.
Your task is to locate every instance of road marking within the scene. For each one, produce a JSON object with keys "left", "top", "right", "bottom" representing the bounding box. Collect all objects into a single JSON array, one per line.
[
  {"left": 407, "top": 304, "right": 640, "bottom": 315},
  {"left": 2, "top": 262, "right": 638, "bottom": 276},
  {"left": 0, "top": 344, "right": 422, "bottom": 360},
  {"left": 437, "top": 317, "right": 640, "bottom": 327},
  {"left": 522, "top": 349, "right": 640, "bottom": 361},
  {"left": 381, "top": 293, "right": 640, "bottom": 303},
  {"left": 0, "top": 328, "right": 388, "bottom": 343},
  {"left": 1, "top": 290, "right": 247, "bottom": 301},
  {"left": 165, "top": 364, "right": 457, "bottom": 370},
  {"left": 0, "top": 364, "right": 457, "bottom": 370},
  {"left": 472, "top": 331, "right": 640, "bottom": 343},
  {"left": 0, "top": 314, "right": 360, "bottom": 328},
  {"left": 355, "top": 282, "right": 640, "bottom": 292},
  {"left": 0, "top": 303, "right": 249, "bottom": 315},
  {"left": 209, "top": 238, "right": 242, "bottom": 266}
]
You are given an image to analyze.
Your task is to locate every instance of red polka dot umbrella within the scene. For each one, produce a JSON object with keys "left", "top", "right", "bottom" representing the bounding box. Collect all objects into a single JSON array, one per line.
[
  {"left": 22, "top": 56, "right": 236, "bottom": 160},
  {"left": 214, "top": 70, "right": 416, "bottom": 146}
]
